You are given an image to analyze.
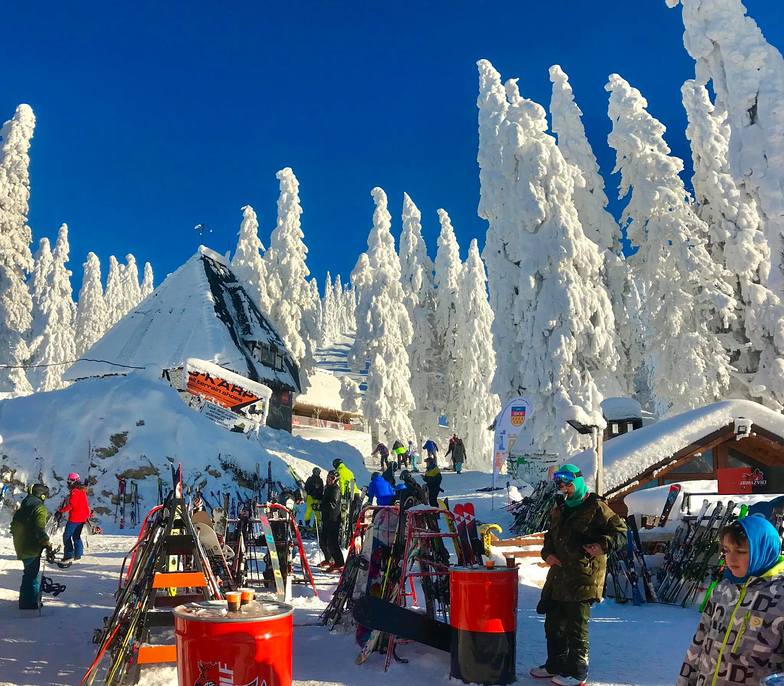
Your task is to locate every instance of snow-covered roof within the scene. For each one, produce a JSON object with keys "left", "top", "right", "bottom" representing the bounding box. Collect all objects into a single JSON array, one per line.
[
  {"left": 601, "top": 396, "right": 642, "bottom": 421},
  {"left": 64, "top": 247, "right": 301, "bottom": 392},
  {"left": 572, "top": 399, "right": 784, "bottom": 495}
]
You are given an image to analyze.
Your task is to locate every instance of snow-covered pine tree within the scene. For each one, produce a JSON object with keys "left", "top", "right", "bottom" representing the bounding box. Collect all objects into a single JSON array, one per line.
[
  {"left": 549, "top": 65, "right": 634, "bottom": 396},
  {"left": 104, "top": 255, "right": 124, "bottom": 328},
  {"left": 433, "top": 208, "right": 463, "bottom": 423},
  {"left": 74, "top": 251, "right": 108, "bottom": 357},
  {"left": 140, "top": 262, "right": 154, "bottom": 300},
  {"left": 398, "top": 193, "right": 439, "bottom": 443},
  {"left": 682, "top": 79, "right": 784, "bottom": 409},
  {"left": 333, "top": 273, "right": 348, "bottom": 336},
  {"left": 320, "top": 271, "right": 336, "bottom": 346},
  {"left": 670, "top": 0, "right": 784, "bottom": 295},
  {"left": 0, "top": 104, "right": 35, "bottom": 395},
  {"left": 30, "top": 237, "right": 53, "bottom": 342},
  {"left": 264, "top": 168, "right": 317, "bottom": 390},
  {"left": 350, "top": 188, "right": 416, "bottom": 442},
  {"left": 606, "top": 73, "right": 736, "bottom": 416},
  {"left": 452, "top": 239, "right": 500, "bottom": 468},
  {"left": 308, "top": 277, "right": 322, "bottom": 347},
  {"left": 231, "top": 204, "right": 271, "bottom": 316},
  {"left": 122, "top": 254, "right": 142, "bottom": 312},
  {"left": 477, "top": 60, "right": 619, "bottom": 456},
  {"left": 29, "top": 224, "right": 76, "bottom": 392}
]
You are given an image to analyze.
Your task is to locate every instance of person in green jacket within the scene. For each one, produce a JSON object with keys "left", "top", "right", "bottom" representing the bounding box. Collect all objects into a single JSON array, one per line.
[
  {"left": 10, "top": 484, "right": 54, "bottom": 610},
  {"left": 332, "top": 459, "right": 359, "bottom": 496},
  {"left": 529, "top": 464, "right": 627, "bottom": 686}
]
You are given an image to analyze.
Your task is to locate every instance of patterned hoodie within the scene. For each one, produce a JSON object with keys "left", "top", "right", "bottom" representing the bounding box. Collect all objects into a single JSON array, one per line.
[{"left": 677, "top": 555, "right": 784, "bottom": 685}]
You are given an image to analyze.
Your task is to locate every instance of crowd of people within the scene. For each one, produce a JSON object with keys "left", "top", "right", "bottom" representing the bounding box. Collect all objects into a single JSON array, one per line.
[{"left": 371, "top": 433, "right": 467, "bottom": 474}]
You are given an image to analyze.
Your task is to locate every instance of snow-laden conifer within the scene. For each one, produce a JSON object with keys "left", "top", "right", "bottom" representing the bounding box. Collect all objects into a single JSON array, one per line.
[
  {"left": 350, "top": 188, "right": 415, "bottom": 441},
  {"left": 682, "top": 79, "right": 784, "bottom": 408},
  {"left": 29, "top": 224, "right": 76, "bottom": 392},
  {"left": 399, "top": 193, "right": 439, "bottom": 442},
  {"left": 30, "top": 237, "right": 53, "bottom": 342},
  {"left": 122, "top": 254, "right": 142, "bottom": 312},
  {"left": 104, "top": 256, "right": 124, "bottom": 328},
  {"left": 549, "top": 65, "right": 634, "bottom": 395},
  {"left": 606, "top": 73, "right": 736, "bottom": 416},
  {"left": 477, "top": 61, "right": 619, "bottom": 455},
  {"left": 231, "top": 205, "right": 270, "bottom": 316},
  {"left": 264, "top": 168, "right": 317, "bottom": 389},
  {"left": 75, "top": 252, "right": 108, "bottom": 357},
  {"left": 0, "top": 104, "right": 35, "bottom": 395},
  {"left": 670, "top": 0, "right": 784, "bottom": 294},
  {"left": 451, "top": 239, "right": 500, "bottom": 468},
  {"left": 140, "top": 262, "right": 154, "bottom": 300}
]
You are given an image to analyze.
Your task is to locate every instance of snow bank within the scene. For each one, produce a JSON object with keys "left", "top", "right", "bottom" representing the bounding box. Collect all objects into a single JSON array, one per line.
[{"left": 0, "top": 371, "right": 368, "bottom": 531}]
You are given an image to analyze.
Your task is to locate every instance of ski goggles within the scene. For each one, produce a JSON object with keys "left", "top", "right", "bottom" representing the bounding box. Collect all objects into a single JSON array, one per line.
[{"left": 552, "top": 469, "right": 582, "bottom": 486}]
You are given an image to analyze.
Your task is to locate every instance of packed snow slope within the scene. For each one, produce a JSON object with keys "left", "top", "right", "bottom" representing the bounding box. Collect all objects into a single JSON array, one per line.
[{"left": 0, "top": 370, "right": 368, "bottom": 531}]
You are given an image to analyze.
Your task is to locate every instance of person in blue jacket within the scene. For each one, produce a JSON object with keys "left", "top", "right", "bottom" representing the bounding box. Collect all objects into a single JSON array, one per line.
[{"left": 367, "top": 472, "right": 396, "bottom": 506}]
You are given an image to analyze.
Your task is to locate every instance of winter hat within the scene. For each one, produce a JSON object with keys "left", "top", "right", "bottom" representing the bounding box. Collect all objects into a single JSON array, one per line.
[
  {"left": 723, "top": 514, "right": 784, "bottom": 583},
  {"left": 332, "top": 459, "right": 342, "bottom": 469},
  {"left": 554, "top": 464, "right": 588, "bottom": 508}
]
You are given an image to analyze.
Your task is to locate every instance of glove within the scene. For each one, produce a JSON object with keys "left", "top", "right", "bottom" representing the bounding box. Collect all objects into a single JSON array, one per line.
[{"left": 45, "top": 546, "right": 56, "bottom": 563}]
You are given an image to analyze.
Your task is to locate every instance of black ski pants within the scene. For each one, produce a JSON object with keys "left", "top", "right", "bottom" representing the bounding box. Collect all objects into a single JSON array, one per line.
[
  {"left": 544, "top": 600, "right": 591, "bottom": 681},
  {"left": 320, "top": 519, "right": 344, "bottom": 566}
]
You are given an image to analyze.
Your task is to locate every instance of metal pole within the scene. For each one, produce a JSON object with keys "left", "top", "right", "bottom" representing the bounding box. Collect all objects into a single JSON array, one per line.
[{"left": 594, "top": 426, "right": 604, "bottom": 497}]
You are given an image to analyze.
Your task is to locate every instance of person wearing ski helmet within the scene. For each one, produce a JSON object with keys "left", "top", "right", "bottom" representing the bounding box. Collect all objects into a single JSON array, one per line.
[
  {"left": 530, "top": 464, "right": 626, "bottom": 686},
  {"left": 318, "top": 470, "right": 344, "bottom": 572},
  {"left": 367, "top": 471, "right": 395, "bottom": 506},
  {"left": 677, "top": 515, "right": 784, "bottom": 686},
  {"left": 10, "top": 483, "right": 54, "bottom": 609},
  {"left": 422, "top": 457, "right": 442, "bottom": 507},
  {"left": 304, "top": 467, "right": 324, "bottom": 529},
  {"left": 332, "top": 458, "right": 359, "bottom": 497},
  {"left": 396, "top": 470, "right": 427, "bottom": 510},
  {"left": 58, "top": 472, "right": 90, "bottom": 562}
]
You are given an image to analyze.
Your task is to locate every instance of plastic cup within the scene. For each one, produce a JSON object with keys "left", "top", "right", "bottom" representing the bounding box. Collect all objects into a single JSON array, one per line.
[
  {"left": 226, "top": 591, "right": 241, "bottom": 612},
  {"left": 505, "top": 556, "right": 516, "bottom": 568},
  {"left": 485, "top": 559, "right": 495, "bottom": 569},
  {"left": 240, "top": 588, "right": 255, "bottom": 606}
]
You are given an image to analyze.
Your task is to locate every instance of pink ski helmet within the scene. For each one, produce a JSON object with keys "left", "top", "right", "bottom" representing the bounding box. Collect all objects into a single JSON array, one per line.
[{"left": 67, "top": 472, "right": 80, "bottom": 484}]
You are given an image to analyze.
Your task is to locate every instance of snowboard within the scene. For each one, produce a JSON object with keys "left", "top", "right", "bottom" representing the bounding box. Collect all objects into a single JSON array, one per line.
[
  {"left": 438, "top": 499, "right": 466, "bottom": 566},
  {"left": 352, "top": 594, "right": 451, "bottom": 652},
  {"left": 191, "top": 510, "right": 213, "bottom": 526},
  {"left": 258, "top": 511, "right": 285, "bottom": 601},
  {"left": 452, "top": 504, "right": 475, "bottom": 565}
]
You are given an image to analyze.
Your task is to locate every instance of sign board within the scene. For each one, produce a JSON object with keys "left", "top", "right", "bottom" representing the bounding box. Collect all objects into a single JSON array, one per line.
[
  {"left": 507, "top": 453, "right": 560, "bottom": 484},
  {"left": 717, "top": 466, "right": 784, "bottom": 494},
  {"left": 200, "top": 401, "right": 240, "bottom": 430},
  {"left": 187, "top": 371, "right": 261, "bottom": 410},
  {"left": 493, "top": 397, "right": 532, "bottom": 487}
]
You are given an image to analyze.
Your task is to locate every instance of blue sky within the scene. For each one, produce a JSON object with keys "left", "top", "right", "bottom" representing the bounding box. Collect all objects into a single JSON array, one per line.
[{"left": 3, "top": 1, "right": 783, "bottom": 293}]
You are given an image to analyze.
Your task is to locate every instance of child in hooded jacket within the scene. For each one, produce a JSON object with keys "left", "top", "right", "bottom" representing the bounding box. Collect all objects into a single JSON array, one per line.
[{"left": 677, "top": 514, "right": 784, "bottom": 686}]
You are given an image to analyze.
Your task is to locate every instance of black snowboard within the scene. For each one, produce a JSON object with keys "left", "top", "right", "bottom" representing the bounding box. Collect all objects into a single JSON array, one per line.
[{"left": 352, "top": 595, "right": 451, "bottom": 652}]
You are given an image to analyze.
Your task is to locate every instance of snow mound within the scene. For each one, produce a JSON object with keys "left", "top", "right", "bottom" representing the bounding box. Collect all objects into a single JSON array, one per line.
[{"left": 0, "top": 371, "right": 368, "bottom": 531}]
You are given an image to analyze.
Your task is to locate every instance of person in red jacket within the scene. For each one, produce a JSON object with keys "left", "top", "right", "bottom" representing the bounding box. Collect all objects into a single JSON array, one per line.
[{"left": 59, "top": 472, "right": 90, "bottom": 562}]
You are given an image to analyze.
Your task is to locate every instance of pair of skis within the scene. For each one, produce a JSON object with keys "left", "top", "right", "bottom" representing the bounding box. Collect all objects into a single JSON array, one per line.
[{"left": 453, "top": 502, "right": 482, "bottom": 565}]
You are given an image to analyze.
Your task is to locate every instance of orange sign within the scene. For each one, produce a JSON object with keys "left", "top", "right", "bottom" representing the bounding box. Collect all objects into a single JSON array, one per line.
[{"left": 186, "top": 371, "right": 260, "bottom": 410}]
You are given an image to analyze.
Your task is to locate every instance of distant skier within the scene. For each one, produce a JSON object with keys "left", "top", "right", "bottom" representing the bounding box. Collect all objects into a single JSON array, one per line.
[
  {"left": 422, "top": 457, "right": 442, "bottom": 507},
  {"left": 367, "top": 471, "right": 395, "bottom": 506},
  {"left": 304, "top": 467, "right": 324, "bottom": 530},
  {"left": 318, "top": 470, "right": 344, "bottom": 572},
  {"left": 422, "top": 438, "right": 439, "bottom": 465},
  {"left": 444, "top": 434, "right": 458, "bottom": 470},
  {"left": 10, "top": 483, "right": 54, "bottom": 609},
  {"left": 371, "top": 442, "right": 390, "bottom": 471},
  {"left": 58, "top": 473, "right": 90, "bottom": 562},
  {"left": 677, "top": 515, "right": 784, "bottom": 686},
  {"left": 530, "top": 464, "right": 626, "bottom": 686},
  {"left": 445, "top": 436, "right": 466, "bottom": 473}
]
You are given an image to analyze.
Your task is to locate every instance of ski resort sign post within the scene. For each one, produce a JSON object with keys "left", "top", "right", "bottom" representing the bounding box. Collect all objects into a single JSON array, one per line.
[{"left": 492, "top": 397, "right": 531, "bottom": 508}]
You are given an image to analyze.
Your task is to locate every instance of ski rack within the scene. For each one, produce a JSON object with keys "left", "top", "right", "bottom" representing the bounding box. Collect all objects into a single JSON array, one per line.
[
  {"left": 257, "top": 502, "right": 317, "bottom": 596},
  {"left": 81, "top": 466, "right": 221, "bottom": 686},
  {"left": 384, "top": 506, "right": 459, "bottom": 671}
]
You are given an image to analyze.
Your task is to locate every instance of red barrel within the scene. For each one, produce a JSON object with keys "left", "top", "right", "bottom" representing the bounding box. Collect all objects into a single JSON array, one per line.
[
  {"left": 449, "top": 566, "right": 518, "bottom": 685},
  {"left": 174, "top": 599, "right": 293, "bottom": 686}
]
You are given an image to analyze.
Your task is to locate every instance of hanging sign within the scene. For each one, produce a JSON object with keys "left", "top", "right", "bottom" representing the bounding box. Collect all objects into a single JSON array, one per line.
[{"left": 493, "top": 397, "right": 531, "bottom": 487}]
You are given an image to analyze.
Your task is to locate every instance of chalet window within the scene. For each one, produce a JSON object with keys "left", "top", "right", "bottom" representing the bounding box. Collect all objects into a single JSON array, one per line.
[
  {"left": 626, "top": 422, "right": 634, "bottom": 432},
  {"left": 274, "top": 353, "right": 284, "bottom": 371},
  {"left": 726, "top": 448, "right": 764, "bottom": 470},
  {"left": 611, "top": 423, "right": 619, "bottom": 434},
  {"left": 668, "top": 449, "right": 713, "bottom": 474}
]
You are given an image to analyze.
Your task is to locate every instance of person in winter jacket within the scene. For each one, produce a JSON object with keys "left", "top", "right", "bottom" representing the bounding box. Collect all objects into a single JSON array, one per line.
[
  {"left": 422, "top": 457, "right": 442, "bottom": 507},
  {"left": 332, "top": 459, "right": 360, "bottom": 497},
  {"left": 11, "top": 483, "right": 54, "bottom": 610},
  {"left": 367, "top": 472, "right": 396, "bottom": 506},
  {"left": 396, "top": 470, "right": 427, "bottom": 510},
  {"left": 318, "top": 470, "right": 344, "bottom": 571},
  {"left": 392, "top": 440, "right": 408, "bottom": 469},
  {"left": 422, "top": 439, "right": 439, "bottom": 464},
  {"left": 531, "top": 464, "right": 627, "bottom": 686},
  {"left": 371, "top": 442, "right": 390, "bottom": 471},
  {"left": 58, "top": 472, "right": 90, "bottom": 562},
  {"left": 677, "top": 514, "right": 784, "bottom": 686},
  {"left": 446, "top": 437, "right": 466, "bottom": 473},
  {"left": 304, "top": 467, "right": 324, "bottom": 528},
  {"left": 382, "top": 462, "right": 398, "bottom": 488}
]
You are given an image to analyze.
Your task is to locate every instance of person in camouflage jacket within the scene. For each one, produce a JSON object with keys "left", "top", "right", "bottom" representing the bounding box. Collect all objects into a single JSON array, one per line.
[
  {"left": 530, "top": 464, "right": 627, "bottom": 686},
  {"left": 677, "top": 515, "right": 784, "bottom": 686},
  {"left": 10, "top": 484, "right": 53, "bottom": 609}
]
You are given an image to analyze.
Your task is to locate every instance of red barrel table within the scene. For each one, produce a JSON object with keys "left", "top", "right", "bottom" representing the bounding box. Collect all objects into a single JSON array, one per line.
[
  {"left": 449, "top": 566, "right": 518, "bottom": 685},
  {"left": 173, "top": 599, "right": 293, "bottom": 686}
]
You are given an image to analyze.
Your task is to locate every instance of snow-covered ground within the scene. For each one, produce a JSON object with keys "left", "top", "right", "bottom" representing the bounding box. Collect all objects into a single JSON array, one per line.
[{"left": 0, "top": 470, "right": 699, "bottom": 686}]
